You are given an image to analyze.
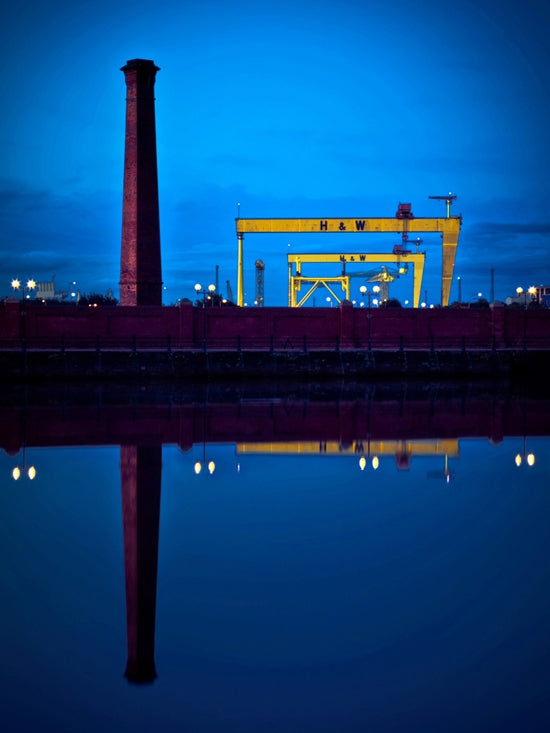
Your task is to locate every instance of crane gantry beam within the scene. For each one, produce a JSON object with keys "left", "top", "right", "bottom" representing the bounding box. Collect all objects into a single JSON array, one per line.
[{"left": 235, "top": 216, "right": 461, "bottom": 306}]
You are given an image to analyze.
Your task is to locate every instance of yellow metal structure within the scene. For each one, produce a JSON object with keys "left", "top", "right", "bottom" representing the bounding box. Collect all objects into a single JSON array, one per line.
[
  {"left": 236, "top": 439, "right": 459, "bottom": 457},
  {"left": 237, "top": 233, "right": 244, "bottom": 306},
  {"left": 290, "top": 275, "right": 351, "bottom": 307},
  {"left": 235, "top": 216, "right": 461, "bottom": 306},
  {"left": 288, "top": 252, "right": 425, "bottom": 308}
]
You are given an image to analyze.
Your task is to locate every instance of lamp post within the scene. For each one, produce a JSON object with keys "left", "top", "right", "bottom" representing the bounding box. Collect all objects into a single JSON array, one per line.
[
  {"left": 516, "top": 286, "right": 526, "bottom": 307},
  {"left": 11, "top": 278, "right": 36, "bottom": 299},
  {"left": 358, "top": 455, "right": 379, "bottom": 471},
  {"left": 194, "top": 403, "right": 216, "bottom": 475},
  {"left": 516, "top": 286, "right": 536, "bottom": 308},
  {"left": 360, "top": 284, "right": 380, "bottom": 309},
  {"left": 360, "top": 284, "right": 379, "bottom": 348},
  {"left": 11, "top": 446, "right": 36, "bottom": 481},
  {"left": 194, "top": 283, "right": 216, "bottom": 349},
  {"left": 514, "top": 437, "right": 535, "bottom": 467},
  {"left": 194, "top": 282, "right": 216, "bottom": 306},
  {"left": 194, "top": 458, "right": 216, "bottom": 475}
]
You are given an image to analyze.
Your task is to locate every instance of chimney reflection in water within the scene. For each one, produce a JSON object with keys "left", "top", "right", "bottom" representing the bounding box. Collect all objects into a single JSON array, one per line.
[{"left": 120, "top": 445, "right": 162, "bottom": 684}]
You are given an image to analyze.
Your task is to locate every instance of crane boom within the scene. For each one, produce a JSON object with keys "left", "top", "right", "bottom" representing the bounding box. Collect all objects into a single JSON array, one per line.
[
  {"left": 428, "top": 194, "right": 457, "bottom": 218},
  {"left": 226, "top": 280, "right": 234, "bottom": 302}
]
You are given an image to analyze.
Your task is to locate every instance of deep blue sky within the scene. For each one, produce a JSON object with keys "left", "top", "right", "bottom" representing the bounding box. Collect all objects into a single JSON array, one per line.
[{"left": 1, "top": 0, "right": 549, "bottom": 305}]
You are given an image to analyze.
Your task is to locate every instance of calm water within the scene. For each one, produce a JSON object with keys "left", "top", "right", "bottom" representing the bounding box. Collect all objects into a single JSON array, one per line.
[{"left": 1, "top": 381, "right": 550, "bottom": 732}]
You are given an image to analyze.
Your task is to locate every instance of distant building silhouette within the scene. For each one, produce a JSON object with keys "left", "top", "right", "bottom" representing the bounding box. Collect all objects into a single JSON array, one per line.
[{"left": 34, "top": 277, "right": 68, "bottom": 301}]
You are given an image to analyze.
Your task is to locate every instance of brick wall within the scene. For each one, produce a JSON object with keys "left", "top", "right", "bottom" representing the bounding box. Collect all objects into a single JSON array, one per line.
[{"left": 1, "top": 300, "right": 549, "bottom": 350}]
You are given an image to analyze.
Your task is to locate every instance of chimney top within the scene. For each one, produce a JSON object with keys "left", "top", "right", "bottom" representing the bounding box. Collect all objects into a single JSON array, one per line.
[{"left": 121, "top": 59, "right": 160, "bottom": 72}]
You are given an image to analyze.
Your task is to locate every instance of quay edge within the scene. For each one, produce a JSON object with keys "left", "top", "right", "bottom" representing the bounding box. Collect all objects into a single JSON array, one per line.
[{"left": 1, "top": 348, "right": 549, "bottom": 382}]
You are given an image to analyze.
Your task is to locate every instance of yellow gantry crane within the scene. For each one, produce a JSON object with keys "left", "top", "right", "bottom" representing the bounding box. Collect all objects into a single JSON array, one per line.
[
  {"left": 235, "top": 198, "right": 461, "bottom": 307},
  {"left": 287, "top": 252, "right": 425, "bottom": 307}
]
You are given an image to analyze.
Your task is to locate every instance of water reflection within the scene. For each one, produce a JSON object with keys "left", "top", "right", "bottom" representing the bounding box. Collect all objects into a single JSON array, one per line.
[
  {"left": 1, "top": 380, "right": 549, "bottom": 729},
  {"left": 121, "top": 445, "right": 161, "bottom": 683}
]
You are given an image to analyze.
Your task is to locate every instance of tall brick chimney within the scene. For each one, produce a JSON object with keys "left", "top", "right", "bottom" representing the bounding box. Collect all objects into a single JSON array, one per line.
[{"left": 120, "top": 59, "right": 162, "bottom": 306}]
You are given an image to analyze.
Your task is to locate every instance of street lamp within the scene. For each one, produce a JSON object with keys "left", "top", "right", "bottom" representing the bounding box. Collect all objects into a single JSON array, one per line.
[
  {"left": 358, "top": 455, "right": 379, "bottom": 471},
  {"left": 194, "top": 459, "right": 216, "bottom": 475},
  {"left": 11, "top": 447, "right": 36, "bottom": 481},
  {"left": 360, "top": 284, "right": 380, "bottom": 309},
  {"left": 194, "top": 282, "right": 216, "bottom": 306},
  {"left": 515, "top": 286, "right": 528, "bottom": 305},
  {"left": 194, "top": 435, "right": 216, "bottom": 474},
  {"left": 11, "top": 278, "right": 36, "bottom": 299},
  {"left": 514, "top": 437, "right": 535, "bottom": 467},
  {"left": 517, "top": 286, "right": 537, "bottom": 307}
]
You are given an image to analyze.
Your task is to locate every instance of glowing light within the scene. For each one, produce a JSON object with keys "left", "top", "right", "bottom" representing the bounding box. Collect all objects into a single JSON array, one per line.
[
  {"left": 12, "top": 467, "right": 21, "bottom": 480},
  {"left": 208, "top": 460, "right": 216, "bottom": 474},
  {"left": 194, "top": 461, "right": 202, "bottom": 474},
  {"left": 527, "top": 453, "right": 535, "bottom": 467},
  {"left": 515, "top": 454, "right": 522, "bottom": 467},
  {"left": 28, "top": 466, "right": 36, "bottom": 480},
  {"left": 359, "top": 456, "right": 366, "bottom": 471},
  {"left": 372, "top": 456, "right": 379, "bottom": 470},
  {"left": 11, "top": 278, "right": 20, "bottom": 290}
]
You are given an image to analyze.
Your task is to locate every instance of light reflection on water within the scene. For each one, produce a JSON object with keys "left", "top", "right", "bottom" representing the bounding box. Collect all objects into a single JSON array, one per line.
[{"left": 1, "top": 381, "right": 550, "bottom": 732}]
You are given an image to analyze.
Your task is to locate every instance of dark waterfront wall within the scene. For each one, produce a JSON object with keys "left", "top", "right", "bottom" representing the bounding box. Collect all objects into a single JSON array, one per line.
[
  {"left": 2, "top": 300, "right": 549, "bottom": 348},
  {"left": 1, "top": 300, "right": 549, "bottom": 378},
  {"left": 1, "top": 383, "right": 549, "bottom": 454}
]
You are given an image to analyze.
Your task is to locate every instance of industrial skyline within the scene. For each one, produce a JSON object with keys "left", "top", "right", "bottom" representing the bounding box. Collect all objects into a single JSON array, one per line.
[{"left": 1, "top": 0, "right": 549, "bottom": 306}]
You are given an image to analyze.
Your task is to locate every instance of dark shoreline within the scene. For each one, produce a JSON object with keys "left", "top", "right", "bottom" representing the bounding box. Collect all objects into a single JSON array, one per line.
[{"left": 1, "top": 347, "right": 549, "bottom": 383}]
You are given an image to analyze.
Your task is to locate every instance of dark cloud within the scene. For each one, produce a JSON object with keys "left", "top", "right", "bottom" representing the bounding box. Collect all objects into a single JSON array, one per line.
[
  {"left": 470, "top": 221, "right": 550, "bottom": 236},
  {"left": 0, "top": 180, "right": 120, "bottom": 294}
]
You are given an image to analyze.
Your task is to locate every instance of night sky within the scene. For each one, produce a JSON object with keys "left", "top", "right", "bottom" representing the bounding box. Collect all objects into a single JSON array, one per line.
[{"left": 1, "top": 0, "right": 549, "bottom": 306}]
